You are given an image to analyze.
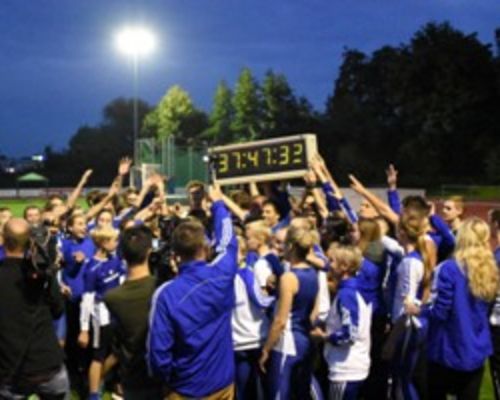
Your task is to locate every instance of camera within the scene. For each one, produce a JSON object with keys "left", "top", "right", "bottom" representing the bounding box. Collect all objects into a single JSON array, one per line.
[
  {"left": 25, "top": 224, "right": 59, "bottom": 279},
  {"left": 148, "top": 215, "right": 183, "bottom": 284}
]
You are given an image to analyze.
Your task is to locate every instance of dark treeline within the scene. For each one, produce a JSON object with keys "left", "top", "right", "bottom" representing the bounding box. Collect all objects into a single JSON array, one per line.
[{"left": 33, "top": 22, "right": 500, "bottom": 187}]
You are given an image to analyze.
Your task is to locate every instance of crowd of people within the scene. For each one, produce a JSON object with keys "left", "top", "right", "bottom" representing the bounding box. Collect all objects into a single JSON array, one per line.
[{"left": 0, "top": 155, "right": 499, "bottom": 400}]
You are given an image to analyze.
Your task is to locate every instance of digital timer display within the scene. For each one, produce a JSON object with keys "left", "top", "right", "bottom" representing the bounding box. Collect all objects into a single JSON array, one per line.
[{"left": 208, "top": 134, "right": 317, "bottom": 185}]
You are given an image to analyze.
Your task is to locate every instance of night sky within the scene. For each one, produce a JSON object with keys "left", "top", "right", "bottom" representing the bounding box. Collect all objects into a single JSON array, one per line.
[{"left": 1, "top": 0, "right": 499, "bottom": 157}]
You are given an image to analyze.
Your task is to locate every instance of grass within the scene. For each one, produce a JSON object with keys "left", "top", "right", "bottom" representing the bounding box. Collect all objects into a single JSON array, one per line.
[{"left": 428, "top": 185, "right": 500, "bottom": 201}]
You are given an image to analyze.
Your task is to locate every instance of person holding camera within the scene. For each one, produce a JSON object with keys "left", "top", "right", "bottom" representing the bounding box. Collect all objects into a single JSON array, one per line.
[{"left": 0, "top": 218, "right": 69, "bottom": 399}]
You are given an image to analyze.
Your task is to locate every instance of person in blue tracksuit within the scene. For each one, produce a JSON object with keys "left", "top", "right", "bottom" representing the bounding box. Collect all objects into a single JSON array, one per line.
[
  {"left": 312, "top": 244, "right": 372, "bottom": 400},
  {"left": 147, "top": 185, "right": 238, "bottom": 399},
  {"left": 79, "top": 227, "right": 126, "bottom": 400},
  {"left": 60, "top": 213, "right": 96, "bottom": 394},
  {"left": 390, "top": 212, "right": 433, "bottom": 400},
  {"left": 259, "top": 225, "right": 320, "bottom": 400},
  {"left": 406, "top": 217, "right": 498, "bottom": 400},
  {"left": 385, "top": 164, "right": 455, "bottom": 263}
]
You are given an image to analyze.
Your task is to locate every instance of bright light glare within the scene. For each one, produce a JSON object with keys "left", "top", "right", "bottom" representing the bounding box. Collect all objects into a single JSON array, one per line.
[{"left": 116, "top": 27, "right": 156, "bottom": 57}]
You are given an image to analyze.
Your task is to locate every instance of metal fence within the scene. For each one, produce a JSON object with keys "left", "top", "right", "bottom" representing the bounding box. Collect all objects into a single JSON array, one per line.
[{"left": 134, "top": 137, "right": 208, "bottom": 189}]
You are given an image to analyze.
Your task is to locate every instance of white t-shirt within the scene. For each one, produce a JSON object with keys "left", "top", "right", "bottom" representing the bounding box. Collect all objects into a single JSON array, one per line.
[
  {"left": 318, "top": 270, "right": 331, "bottom": 322},
  {"left": 254, "top": 257, "right": 273, "bottom": 290},
  {"left": 392, "top": 256, "right": 424, "bottom": 323}
]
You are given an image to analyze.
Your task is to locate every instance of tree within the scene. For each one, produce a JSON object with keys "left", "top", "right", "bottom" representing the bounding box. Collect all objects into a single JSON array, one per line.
[
  {"left": 322, "top": 22, "right": 500, "bottom": 186},
  {"left": 231, "top": 68, "right": 262, "bottom": 141},
  {"left": 44, "top": 98, "right": 151, "bottom": 185},
  {"left": 261, "top": 70, "right": 296, "bottom": 136},
  {"left": 143, "top": 85, "right": 208, "bottom": 145},
  {"left": 204, "top": 80, "right": 234, "bottom": 144}
]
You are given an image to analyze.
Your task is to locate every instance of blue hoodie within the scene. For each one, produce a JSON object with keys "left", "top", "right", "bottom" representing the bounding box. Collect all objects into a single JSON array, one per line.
[
  {"left": 321, "top": 182, "right": 358, "bottom": 224},
  {"left": 147, "top": 200, "right": 237, "bottom": 397},
  {"left": 422, "top": 259, "right": 492, "bottom": 371},
  {"left": 61, "top": 236, "right": 96, "bottom": 301},
  {"left": 357, "top": 258, "right": 385, "bottom": 317}
]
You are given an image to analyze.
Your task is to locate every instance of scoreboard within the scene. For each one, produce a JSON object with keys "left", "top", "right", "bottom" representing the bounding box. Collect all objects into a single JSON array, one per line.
[{"left": 208, "top": 134, "right": 318, "bottom": 185}]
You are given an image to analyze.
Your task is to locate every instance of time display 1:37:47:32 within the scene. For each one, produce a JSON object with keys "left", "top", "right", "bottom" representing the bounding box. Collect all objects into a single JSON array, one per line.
[{"left": 217, "top": 142, "right": 305, "bottom": 172}]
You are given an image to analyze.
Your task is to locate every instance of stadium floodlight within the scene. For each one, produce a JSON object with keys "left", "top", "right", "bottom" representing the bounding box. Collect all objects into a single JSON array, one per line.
[
  {"left": 115, "top": 26, "right": 157, "bottom": 167},
  {"left": 116, "top": 27, "right": 156, "bottom": 57}
]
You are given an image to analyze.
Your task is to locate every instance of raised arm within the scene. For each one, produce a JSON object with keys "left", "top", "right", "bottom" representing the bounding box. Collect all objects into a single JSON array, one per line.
[
  {"left": 303, "top": 170, "right": 328, "bottom": 219},
  {"left": 312, "top": 156, "right": 358, "bottom": 223},
  {"left": 386, "top": 164, "right": 402, "bottom": 215},
  {"left": 428, "top": 203, "right": 456, "bottom": 252},
  {"left": 349, "top": 174, "right": 400, "bottom": 225},
  {"left": 221, "top": 193, "right": 249, "bottom": 222},
  {"left": 85, "top": 178, "right": 120, "bottom": 221},
  {"left": 209, "top": 183, "right": 237, "bottom": 275},
  {"left": 115, "top": 156, "right": 133, "bottom": 193},
  {"left": 66, "top": 169, "right": 93, "bottom": 210}
]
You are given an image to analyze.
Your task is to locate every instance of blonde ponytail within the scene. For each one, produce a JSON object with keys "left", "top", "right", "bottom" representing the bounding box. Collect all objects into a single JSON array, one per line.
[
  {"left": 455, "top": 218, "right": 499, "bottom": 302},
  {"left": 286, "top": 225, "right": 319, "bottom": 260},
  {"left": 400, "top": 212, "right": 433, "bottom": 302}
]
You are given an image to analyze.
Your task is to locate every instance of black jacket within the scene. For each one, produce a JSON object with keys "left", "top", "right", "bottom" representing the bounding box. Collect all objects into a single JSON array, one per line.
[{"left": 0, "top": 257, "right": 64, "bottom": 383}]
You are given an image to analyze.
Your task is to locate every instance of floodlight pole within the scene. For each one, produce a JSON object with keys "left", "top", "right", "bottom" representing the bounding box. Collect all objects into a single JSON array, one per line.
[{"left": 133, "top": 52, "right": 139, "bottom": 166}]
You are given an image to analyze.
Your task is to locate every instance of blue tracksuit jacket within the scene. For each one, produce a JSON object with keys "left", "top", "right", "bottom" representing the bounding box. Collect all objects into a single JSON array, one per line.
[
  {"left": 422, "top": 259, "right": 493, "bottom": 371},
  {"left": 147, "top": 200, "right": 238, "bottom": 397},
  {"left": 321, "top": 182, "right": 358, "bottom": 224}
]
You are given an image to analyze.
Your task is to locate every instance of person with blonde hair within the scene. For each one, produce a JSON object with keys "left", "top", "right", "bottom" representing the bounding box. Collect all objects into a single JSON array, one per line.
[
  {"left": 245, "top": 220, "right": 282, "bottom": 294},
  {"left": 259, "top": 226, "right": 320, "bottom": 399},
  {"left": 489, "top": 209, "right": 500, "bottom": 400},
  {"left": 78, "top": 226, "right": 126, "bottom": 400},
  {"left": 232, "top": 233, "right": 274, "bottom": 400},
  {"left": 407, "top": 217, "right": 499, "bottom": 400},
  {"left": 312, "top": 244, "right": 372, "bottom": 400}
]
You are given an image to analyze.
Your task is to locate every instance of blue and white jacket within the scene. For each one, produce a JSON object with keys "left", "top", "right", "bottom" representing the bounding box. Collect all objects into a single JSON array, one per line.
[
  {"left": 422, "top": 259, "right": 493, "bottom": 371},
  {"left": 80, "top": 255, "right": 126, "bottom": 332},
  {"left": 61, "top": 236, "right": 96, "bottom": 302},
  {"left": 324, "top": 277, "right": 372, "bottom": 382},
  {"left": 322, "top": 182, "right": 358, "bottom": 224},
  {"left": 147, "top": 200, "right": 237, "bottom": 397}
]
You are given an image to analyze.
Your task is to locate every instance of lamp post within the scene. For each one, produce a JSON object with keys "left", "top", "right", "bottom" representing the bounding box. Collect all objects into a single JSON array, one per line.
[{"left": 116, "top": 26, "right": 156, "bottom": 165}]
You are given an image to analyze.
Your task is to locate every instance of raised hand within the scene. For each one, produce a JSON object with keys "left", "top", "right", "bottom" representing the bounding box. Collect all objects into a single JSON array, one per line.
[
  {"left": 310, "top": 155, "right": 328, "bottom": 183},
  {"left": 303, "top": 170, "right": 317, "bottom": 186},
  {"left": 118, "top": 157, "right": 133, "bottom": 176},
  {"left": 428, "top": 201, "right": 436, "bottom": 216},
  {"left": 208, "top": 182, "right": 223, "bottom": 202},
  {"left": 109, "top": 177, "right": 121, "bottom": 196},
  {"left": 386, "top": 164, "right": 398, "bottom": 190},
  {"left": 82, "top": 169, "right": 93, "bottom": 182}
]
